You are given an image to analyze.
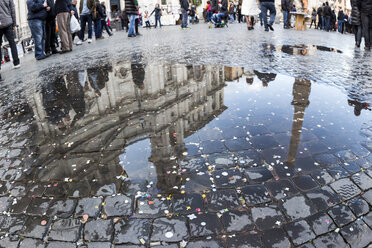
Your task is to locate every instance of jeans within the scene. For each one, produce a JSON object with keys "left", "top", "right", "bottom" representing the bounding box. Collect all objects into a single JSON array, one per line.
[
  {"left": 283, "top": 10, "right": 289, "bottom": 28},
  {"left": 94, "top": 19, "right": 102, "bottom": 38},
  {"left": 230, "top": 14, "right": 235, "bottom": 22},
  {"left": 0, "top": 25, "right": 20, "bottom": 67},
  {"left": 79, "top": 14, "right": 93, "bottom": 40},
  {"left": 28, "top": 19, "right": 46, "bottom": 59},
  {"left": 325, "top": 16, "right": 331, "bottom": 31},
  {"left": 181, "top": 8, "right": 188, "bottom": 28},
  {"left": 207, "top": 11, "right": 213, "bottom": 22},
  {"left": 338, "top": 20, "right": 344, "bottom": 33},
  {"left": 261, "top": 2, "right": 276, "bottom": 29},
  {"left": 361, "top": 13, "right": 372, "bottom": 47},
  {"left": 213, "top": 13, "right": 226, "bottom": 24},
  {"left": 310, "top": 20, "right": 316, "bottom": 28},
  {"left": 155, "top": 15, "right": 161, "bottom": 27},
  {"left": 321, "top": 16, "right": 325, "bottom": 29},
  {"left": 101, "top": 19, "right": 112, "bottom": 35},
  {"left": 353, "top": 25, "right": 362, "bottom": 45},
  {"left": 128, "top": 14, "right": 136, "bottom": 36}
]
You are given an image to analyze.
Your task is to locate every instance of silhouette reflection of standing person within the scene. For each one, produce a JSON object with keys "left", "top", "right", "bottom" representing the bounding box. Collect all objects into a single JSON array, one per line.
[
  {"left": 348, "top": 100, "right": 371, "bottom": 116},
  {"left": 131, "top": 54, "right": 146, "bottom": 110},
  {"left": 254, "top": 70, "right": 277, "bottom": 87},
  {"left": 66, "top": 71, "right": 86, "bottom": 126},
  {"left": 87, "top": 64, "right": 112, "bottom": 97}
]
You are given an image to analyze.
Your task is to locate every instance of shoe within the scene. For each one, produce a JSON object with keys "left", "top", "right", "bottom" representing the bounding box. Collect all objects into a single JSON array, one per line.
[
  {"left": 265, "top": 28, "right": 269, "bottom": 32},
  {"left": 182, "top": 27, "right": 191, "bottom": 30},
  {"left": 96, "top": 36, "right": 105, "bottom": 40},
  {"left": 365, "top": 47, "right": 371, "bottom": 51},
  {"left": 356, "top": 43, "right": 360, "bottom": 48},
  {"left": 52, "top": 49, "right": 59, "bottom": 54},
  {"left": 36, "top": 55, "right": 49, "bottom": 60},
  {"left": 59, "top": 50, "right": 72, "bottom": 54},
  {"left": 136, "top": 33, "right": 142, "bottom": 36},
  {"left": 267, "top": 24, "right": 274, "bottom": 31},
  {"left": 128, "top": 34, "right": 136, "bottom": 37},
  {"left": 109, "top": 33, "right": 113, "bottom": 36},
  {"left": 13, "top": 64, "right": 20, "bottom": 69},
  {"left": 87, "top": 39, "right": 92, "bottom": 43},
  {"left": 76, "top": 40, "right": 83, "bottom": 45}
]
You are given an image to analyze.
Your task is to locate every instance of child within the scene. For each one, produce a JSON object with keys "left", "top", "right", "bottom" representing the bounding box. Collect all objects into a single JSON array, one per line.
[{"left": 144, "top": 10, "right": 151, "bottom": 28}]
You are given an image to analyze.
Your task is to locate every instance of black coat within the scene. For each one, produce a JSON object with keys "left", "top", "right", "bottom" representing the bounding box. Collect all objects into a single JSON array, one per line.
[
  {"left": 55, "top": 0, "right": 72, "bottom": 14},
  {"left": 220, "top": 0, "right": 228, "bottom": 14},
  {"left": 357, "top": 0, "right": 372, "bottom": 14},
  {"left": 350, "top": 0, "right": 361, "bottom": 25},
  {"left": 46, "top": 0, "right": 56, "bottom": 19},
  {"left": 337, "top": 10, "right": 344, "bottom": 20},
  {"left": 210, "top": 0, "right": 218, "bottom": 12},
  {"left": 281, "top": 0, "right": 292, "bottom": 11},
  {"left": 125, "top": 0, "right": 138, "bottom": 15},
  {"left": 324, "top": 5, "right": 332, "bottom": 16},
  {"left": 180, "top": 0, "right": 189, "bottom": 10}
]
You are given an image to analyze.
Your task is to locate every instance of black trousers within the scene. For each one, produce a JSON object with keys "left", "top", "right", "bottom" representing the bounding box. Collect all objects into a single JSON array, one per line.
[
  {"left": 135, "top": 18, "right": 139, "bottom": 34},
  {"left": 361, "top": 13, "right": 372, "bottom": 47},
  {"left": 0, "top": 25, "right": 20, "bottom": 67},
  {"left": 45, "top": 18, "right": 57, "bottom": 53},
  {"left": 310, "top": 20, "right": 316, "bottom": 28}
]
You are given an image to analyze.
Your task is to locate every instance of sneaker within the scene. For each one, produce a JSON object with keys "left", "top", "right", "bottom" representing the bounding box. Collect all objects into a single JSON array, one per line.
[
  {"left": 76, "top": 40, "right": 83, "bottom": 45},
  {"left": 13, "top": 64, "right": 20, "bottom": 69},
  {"left": 87, "top": 39, "right": 92, "bottom": 43},
  {"left": 267, "top": 24, "right": 274, "bottom": 31}
]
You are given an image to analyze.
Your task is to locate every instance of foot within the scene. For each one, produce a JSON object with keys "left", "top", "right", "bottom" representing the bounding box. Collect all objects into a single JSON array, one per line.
[
  {"left": 51, "top": 49, "right": 59, "bottom": 54},
  {"left": 76, "top": 40, "right": 83, "bottom": 45},
  {"left": 356, "top": 43, "right": 360, "bottom": 48},
  {"left": 265, "top": 28, "right": 269, "bottom": 32},
  {"left": 365, "top": 47, "right": 371, "bottom": 51},
  {"left": 13, "top": 64, "right": 21, "bottom": 69},
  {"left": 36, "top": 55, "right": 49, "bottom": 60},
  {"left": 136, "top": 33, "right": 142, "bottom": 36},
  {"left": 128, "top": 34, "right": 136, "bottom": 37},
  {"left": 87, "top": 39, "right": 92, "bottom": 43},
  {"left": 267, "top": 24, "right": 274, "bottom": 31},
  {"left": 96, "top": 36, "right": 105, "bottom": 40}
]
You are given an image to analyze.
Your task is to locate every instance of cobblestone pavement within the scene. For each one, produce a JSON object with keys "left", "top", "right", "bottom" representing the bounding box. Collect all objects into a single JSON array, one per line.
[{"left": 0, "top": 23, "right": 372, "bottom": 248}]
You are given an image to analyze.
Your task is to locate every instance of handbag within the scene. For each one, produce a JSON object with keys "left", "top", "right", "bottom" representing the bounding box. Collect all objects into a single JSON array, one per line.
[{"left": 70, "top": 15, "right": 81, "bottom": 33}]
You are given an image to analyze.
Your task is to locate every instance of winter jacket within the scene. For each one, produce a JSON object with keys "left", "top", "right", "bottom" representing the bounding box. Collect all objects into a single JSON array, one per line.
[
  {"left": 55, "top": 0, "right": 72, "bottom": 14},
  {"left": 151, "top": 7, "right": 162, "bottom": 16},
  {"left": 27, "top": 0, "right": 48, "bottom": 21},
  {"left": 46, "top": 0, "right": 56, "bottom": 19},
  {"left": 220, "top": 0, "right": 228, "bottom": 15},
  {"left": 281, "top": 0, "right": 292, "bottom": 11},
  {"left": 125, "top": 0, "right": 138, "bottom": 15},
  {"left": 180, "top": 0, "right": 189, "bottom": 10},
  {"left": 79, "top": 0, "right": 96, "bottom": 16},
  {"left": 95, "top": 3, "right": 105, "bottom": 20},
  {"left": 210, "top": 0, "right": 218, "bottom": 12},
  {"left": 323, "top": 5, "right": 332, "bottom": 16},
  {"left": 0, "top": 0, "right": 16, "bottom": 28},
  {"left": 350, "top": 0, "right": 361, "bottom": 25},
  {"left": 311, "top": 10, "right": 317, "bottom": 20},
  {"left": 337, "top": 10, "right": 344, "bottom": 20},
  {"left": 357, "top": 0, "right": 372, "bottom": 14}
]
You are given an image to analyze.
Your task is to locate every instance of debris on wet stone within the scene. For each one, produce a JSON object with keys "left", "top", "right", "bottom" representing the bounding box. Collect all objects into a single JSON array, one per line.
[
  {"left": 19, "top": 216, "right": 50, "bottom": 239},
  {"left": 327, "top": 165, "right": 350, "bottom": 180},
  {"left": 172, "top": 193, "right": 205, "bottom": 214},
  {"left": 244, "top": 167, "right": 274, "bottom": 184},
  {"left": 135, "top": 197, "right": 171, "bottom": 218},
  {"left": 241, "top": 185, "right": 271, "bottom": 206},
  {"left": 189, "top": 212, "right": 223, "bottom": 237},
  {"left": 280, "top": 195, "right": 316, "bottom": 221},
  {"left": 84, "top": 219, "right": 114, "bottom": 242},
  {"left": 103, "top": 195, "right": 133, "bottom": 217},
  {"left": 328, "top": 203, "right": 356, "bottom": 227},
  {"left": 221, "top": 209, "right": 254, "bottom": 233},
  {"left": 9, "top": 196, "right": 32, "bottom": 214},
  {"left": 306, "top": 185, "right": 341, "bottom": 211},
  {"left": 265, "top": 179, "right": 298, "bottom": 200},
  {"left": 340, "top": 219, "right": 372, "bottom": 248},
  {"left": 179, "top": 157, "right": 208, "bottom": 172},
  {"left": 65, "top": 181, "right": 91, "bottom": 198},
  {"left": 114, "top": 219, "right": 151, "bottom": 245},
  {"left": 224, "top": 138, "right": 252, "bottom": 152},
  {"left": 306, "top": 212, "right": 336, "bottom": 235},
  {"left": 272, "top": 162, "right": 297, "bottom": 179},
  {"left": 334, "top": 150, "right": 358, "bottom": 162},
  {"left": 151, "top": 217, "right": 189, "bottom": 242},
  {"left": 234, "top": 149, "right": 263, "bottom": 168},
  {"left": 292, "top": 175, "right": 319, "bottom": 191},
  {"left": 212, "top": 168, "right": 244, "bottom": 188},
  {"left": 349, "top": 144, "right": 370, "bottom": 158},
  {"left": 330, "top": 178, "right": 361, "bottom": 201},
  {"left": 206, "top": 189, "right": 241, "bottom": 211},
  {"left": 341, "top": 161, "right": 362, "bottom": 174},
  {"left": 74, "top": 197, "right": 103, "bottom": 218},
  {"left": 312, "top": 232, "right": 348, "bottom": 248},
  {"left": 284, "top": 220, "right": 316, "bottom": 246},
  {"left": 227, "top": 233, "right": 262, "bottom": 248},
  {"left": 46, "top": 199, "right": 77, "bottom": 218},
  {"left": 251, "top": 205, "right": 286, "bottom": 231},
  {"left": 314, "top": 153, "right": 341, "bottom": 167},
  {"left": 48, "top": 219, "right": 81, "bottom": 242},
  {"left": 26, "top": 198, "right": 50, "bottom": 216},
  {"left": 262, "top": 228, "right": 291, "bottom": 248}
]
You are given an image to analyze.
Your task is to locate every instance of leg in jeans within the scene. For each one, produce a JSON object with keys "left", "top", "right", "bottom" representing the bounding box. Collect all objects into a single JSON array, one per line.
[
  {"left": 102, "top": 19, "right": 112, "bottom": 35},
  {"left": 28, "top": 19, "right": 46, "bottom": 59},
  {"left": 321, "top": 16, "right": 325, "bottom": 30},
  {"left": 159, "top": 17, "right": 162, "bottom": 27},
  {"left": 361, "top": 13, "right": 370, "bottom": 47},
  {"left": 267, "top": 2, "right": 276, "bottom": 25},
  {"left": 283, "top": 10, "right": 288, "bottom": 28},
  {"left": 353, "top": 25, "right": 362, "bottom": 46},
  {"left": 79, "top": 15, "right": 87, "bottom": 40},
  {"left": 128, "top": 14, "right": 136, "bottom": 36},
  {"left": 155, "top": 16, "right": 158, "bottom": 28},
  {"left": 0, "top": 26, "right": 20, "bottom": 66},
  {"left": 261, "top": 3, "right": 269, "bottom": 29},
  {"left": 181, "top": 8, "right": 188, "bottom": 28},
  {"left": 217, "top": 13, "right": 225, "bottom": 23},
  {"left": 94, "top": 19, "right": 102, "bottom": 38}
]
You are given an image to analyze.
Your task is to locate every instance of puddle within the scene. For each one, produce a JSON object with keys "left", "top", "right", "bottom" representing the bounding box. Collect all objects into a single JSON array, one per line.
[{"left": 263, "top": 44, "right": 343, "bottom": 56}]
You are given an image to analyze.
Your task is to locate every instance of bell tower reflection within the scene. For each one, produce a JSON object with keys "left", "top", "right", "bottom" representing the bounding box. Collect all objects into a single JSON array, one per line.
[{"left": 287, "top": 78, "right": 311, "bottom": 163}]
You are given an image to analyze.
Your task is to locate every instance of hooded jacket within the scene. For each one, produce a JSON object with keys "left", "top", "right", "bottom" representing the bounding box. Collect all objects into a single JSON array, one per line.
[
  {"left": 357, "top": 0, "right": 372, "bottom": 14},
  {"left": 27, "top": 0, "right": 48, "bottom": 21},
  {"left": 0, "top": 0, "right": 16, "bottom": 28}
]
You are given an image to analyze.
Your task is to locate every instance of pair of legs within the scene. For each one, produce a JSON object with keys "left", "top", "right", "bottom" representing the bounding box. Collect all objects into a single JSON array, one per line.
[
  {"left": 155, "top": 16, "right": 162, "bottom": 28},
  {"left": 325, "top": 16, "right": 331, "bottom": 31},
  {"left": 45, "top": 18, "right": 58, "bottom": 53},
  {"left": 0, "top": 25, "right": 20, "bottom": 70},
  {"left": 94, "top": 19, "right": 102, "bottom": 38},
  {"left": 338, "top": 20, "right": 344, "bottom": 33},
  {"left": 79, "top": 14, "right": 93, "bottom": 41},
  {"left": 101, "top": 19, "right": 112, "bottom": 35},
  {"left": 245, "top": 16, "right": 255, "bottom": 30},
  {"left": 310, "top": 19, "right": 316, "bottom": 29},
  {"left": 261, "top": 2, "right": 276, "bottom": 31},
  {"left": 181, "top": 8, "right": 188, "bottom": 28},
  {"left": 283, "top": 10, "right": 289, "bottom": 28},
  {"left": 128, "top": 14, "right": 136, "bottom": 36},
  {"left": 57, "top": 12, "right": 73, "bottom": 52},
  {"left": 352, "top": 25, "right": 362, "bottom": 47},
  {"left": 361, "top": 13, "right": 372, "bottom": 49},
  {"left": 145, "top": 21, "right": 151, "bottom": 28},
  {"left": 28, "top": 19, "right": 47, "bottom": 60}
]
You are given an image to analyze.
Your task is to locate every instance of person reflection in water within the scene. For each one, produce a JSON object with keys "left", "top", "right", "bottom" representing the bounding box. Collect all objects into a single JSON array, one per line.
[
  {"left": 348, "top": 100, "right": 371, "bottom": 116},
  {"left": 66, "top": 71, "right": 86, "bottom": 126},
  {"left": 87, "top": 64, "right": 112, "bottom": 97},
  {"left": 254, "top": 70, "right": 277, "bottom": 87},
  {"left": 42, "top": 76, "right": 71, "bottom": 130}
]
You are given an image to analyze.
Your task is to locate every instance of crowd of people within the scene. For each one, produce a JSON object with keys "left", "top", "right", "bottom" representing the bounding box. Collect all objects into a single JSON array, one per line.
[{"left": 0, "top": 0, "right": 371, "bottom": 80}]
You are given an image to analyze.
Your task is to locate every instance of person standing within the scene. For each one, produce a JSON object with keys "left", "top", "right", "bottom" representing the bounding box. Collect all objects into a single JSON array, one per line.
[
  {"left": 358, "top": 0, "right": 372, "bottom": 50},
  {"left": 316, "top": 5, "right": 322, "bottom": 29},
  {"left": 350, "top": 0, "right": 362, "bottom": 47},
  {"left": 180, "top": 0, "right": 189, "bottom": 29},
  {"left": 77, "top": 0, "right": 95, "bottom": 45},
  {"left": 229, "top": 2, "right": 235, "bottom": 22},
  {"left": 55, "top": 0, "right": 74, "bottom": 53},
  {"left": 101, "top": 2, "right": 113, "bottom": 36},
  {"left": 206, "top": 1, "right": 212, "bottom": 22},
  {"left": 94, "top": 0, "right": 104, "bottom": 40},
  {"left": 260, "top": 0, "right": 276, "bottom": 32},
  {"left": 0, "top": 0, "right": 20, "bottom": 80},
  {"left": 121, "top": 8, "right": 129, "bottom": 31},
  {"left": 26, "top": 0, "right": 49, "bottom": 60},
  {"left": 125, "top": 0, "right": 139, "bottom": 37},
  {"left": 237, "top": 0, "right": 243, "bottom": 23},
  {"left": 151, "top": 3, "right": 162, "bottom": 28},
  {"left": 242, "top": 0, "right": 261, "bottom": 30},
  {"left": 337, "top": 9, "right": 344, "bottom": 33},
  {"left": 45, "top": 0, "right": 58, "bottom": 55},
  {"left": 71, "top": 0, "right": 80, "bottom": 41},
  {"left": 324, "top": 2, "right": 332, "bottom": 31},
  {"left": 281, "top": 0, "right": 291, "bottom": 29},
  {"left": 310, "top": 8, "right": 317, "bottom": 28}
]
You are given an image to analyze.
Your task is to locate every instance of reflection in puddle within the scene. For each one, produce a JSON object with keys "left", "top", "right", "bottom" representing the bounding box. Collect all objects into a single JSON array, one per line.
[{"left": 263, "top": 43, "right": 343, "bottom": 56}]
